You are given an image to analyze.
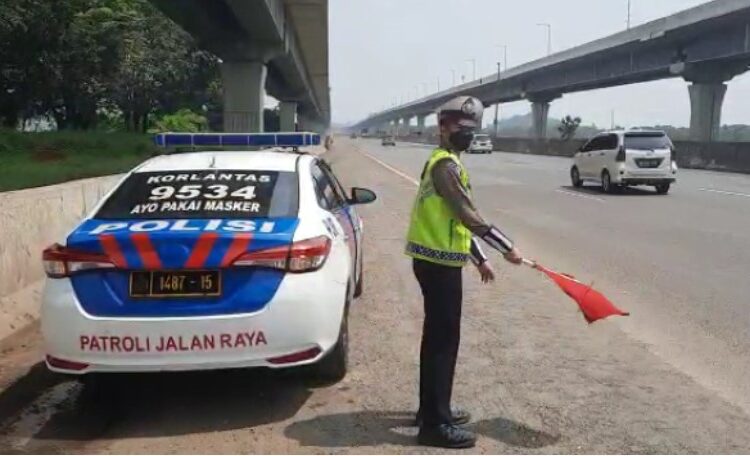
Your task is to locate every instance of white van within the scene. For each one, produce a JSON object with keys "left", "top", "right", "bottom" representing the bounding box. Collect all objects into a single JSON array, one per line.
[
  {"left": 467, "top": 134, "right": 493, "bottom": 154},
  {"left": 571, "top": 129, "right": 677, "bottom": 194}
]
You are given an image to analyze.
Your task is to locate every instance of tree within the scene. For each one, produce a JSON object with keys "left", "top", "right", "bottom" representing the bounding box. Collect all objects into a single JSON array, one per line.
[
  {"left": 0, "top": 0, "right": 220, "bottom": 131},
  {"left": 558, "top": 115, "right": 582, "bottom": 140},
  {"left": 102, "top": 0, "right": 221, "bottom": 132}
]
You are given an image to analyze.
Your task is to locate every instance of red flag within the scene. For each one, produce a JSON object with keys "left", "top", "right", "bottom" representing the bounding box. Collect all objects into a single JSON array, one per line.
[{"left": 532, "top": 262, "right": 629, "bottom": 323}]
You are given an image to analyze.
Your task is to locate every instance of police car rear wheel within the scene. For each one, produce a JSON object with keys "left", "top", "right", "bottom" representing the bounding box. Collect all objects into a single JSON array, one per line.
[
  {"left": 354, "top": 275, "right": 363, "bottom": 298},
  {"left": 354, "top": 254, "right": 364, "bottom": 298},
  {"left": 312, "top": 309, "right": 349, "bottom": 382}
]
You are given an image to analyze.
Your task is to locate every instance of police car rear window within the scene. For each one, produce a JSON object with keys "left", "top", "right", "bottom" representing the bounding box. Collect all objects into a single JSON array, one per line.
[{"left": 96, "top": 170, "right": 298, "bottom": 219}]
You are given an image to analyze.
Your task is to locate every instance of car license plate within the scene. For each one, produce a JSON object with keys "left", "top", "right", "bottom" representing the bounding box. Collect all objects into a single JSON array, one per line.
[
  {"left": 130, "top": 270, "right": 221, "bottom": 298},
  {"left": 637, "top": 158, "right": 661, "bottom": 168}
]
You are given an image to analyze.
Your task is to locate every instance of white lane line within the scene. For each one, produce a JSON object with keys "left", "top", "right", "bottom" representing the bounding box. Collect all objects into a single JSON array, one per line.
[
  {"left": 362, "top": 152, "right": 419, "bottom": 187},
  {"left": 699, "top": 188, "right": 750, "bottom": 198},
  {"left": 4, "top": 382, "right": 80, "bottom": 451},
  {"left": 555, "top": 189, "right": 605, "bottom": 203}
]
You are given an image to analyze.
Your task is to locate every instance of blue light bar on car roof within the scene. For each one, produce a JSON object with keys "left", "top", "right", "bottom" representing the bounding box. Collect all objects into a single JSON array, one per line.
[{"left": 153, "top": 132, "right": 321, "bottom": 148}]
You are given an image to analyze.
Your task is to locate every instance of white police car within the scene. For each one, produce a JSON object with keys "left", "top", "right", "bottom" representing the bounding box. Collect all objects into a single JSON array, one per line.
[{"left": 41, "top": 133, "right": 376, "bottom": 381}]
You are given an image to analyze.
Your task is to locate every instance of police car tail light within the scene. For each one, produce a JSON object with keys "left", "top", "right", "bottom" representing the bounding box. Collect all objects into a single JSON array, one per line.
[
  {"left": 231, "top": 236, "right": 331, "bottom": 272},
  {"left": 287, "top": 236, "right": 332, "bottom": 272},
  {"left": 42, "top": 244, "right": 115, "bottom": 278},
  {"left": 232, "top": 245, "right": 290, "bottom": 270}
]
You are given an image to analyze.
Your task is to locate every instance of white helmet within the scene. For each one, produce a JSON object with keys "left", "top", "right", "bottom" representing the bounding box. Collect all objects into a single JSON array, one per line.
[{"left": 437, "top": 96, "right": 484, "bottom": 128}]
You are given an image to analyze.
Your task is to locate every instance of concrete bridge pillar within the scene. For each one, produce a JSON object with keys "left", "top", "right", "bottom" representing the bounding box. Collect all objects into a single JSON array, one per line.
[
  {"left": 298, "top": 114, "right": 325, "bottom": 134},
  {"left": 688, "top": 83, "right": 727, "bottom": 142},
  {"left": 298, "top": 114, "right": 311, "bottom": 132},
  {"left": 402, "top": 117, "right": 413, "bottom": 136},
  {"left": 395, "top": 119, "right": 404, "bottom": 136},
  {"left": 279, "top": 101, "right": 298, "bottom": 132},
  {"left": 221, "top": 61, "right": 267, "bottom": 132},
  {"left": 528, "top": 94, "right": 560, "bottom": 140},
  {"left": 390, "top": 120, "right": 398, "bottom": 136},
  {"left": 682, "top": 62, "right": 748, "bottom": 142},
  {"left": 417, "top": 115, "right": 426, "bottom": 134}
]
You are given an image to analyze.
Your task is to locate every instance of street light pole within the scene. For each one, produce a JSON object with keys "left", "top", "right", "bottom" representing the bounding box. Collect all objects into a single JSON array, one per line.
[
  {"left": 494, "top": 61, "right": 501, "bottom": 138},
  {"left": 496, "top": 44, "right": 508, "bottom": 71},
  {"left": 627, "top": 0, "right": 632, "bottom": 29},
  {"left": 537, "top": 23, "right": 552, "bottom": 56},
  {"left": 466, "top": 59, "right": 477, "bottom": 80}
]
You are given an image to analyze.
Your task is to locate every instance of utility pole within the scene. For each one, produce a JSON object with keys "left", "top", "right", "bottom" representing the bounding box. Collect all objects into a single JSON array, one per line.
[{"left": 537, "top": 23, "right": 552, "bottom": 56}]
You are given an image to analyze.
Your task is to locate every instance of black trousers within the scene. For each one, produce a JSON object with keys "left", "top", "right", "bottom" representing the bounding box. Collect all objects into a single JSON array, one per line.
[{"left": 413, "top": 258, "right": 463, "bottom": 427}]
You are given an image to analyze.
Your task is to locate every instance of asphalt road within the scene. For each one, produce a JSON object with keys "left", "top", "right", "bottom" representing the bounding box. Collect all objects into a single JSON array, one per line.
[
  {"left": 363, "top": 139, "right": 750, "bottom": 418},
  {"left": 1, "top": 139, "right": 749, "bottom": 453}
]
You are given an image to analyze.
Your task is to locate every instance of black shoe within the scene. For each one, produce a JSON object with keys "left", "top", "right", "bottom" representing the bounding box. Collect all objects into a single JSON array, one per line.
[
  {"left": 415, "top": 408, "right": 471, "bottom": 427},
  {"left": 418, "top": 424, "right": 476, "bottom": 449}
]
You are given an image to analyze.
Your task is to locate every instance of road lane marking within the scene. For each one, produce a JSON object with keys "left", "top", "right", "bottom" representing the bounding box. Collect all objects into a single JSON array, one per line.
[
  {"left": 4, "top": 382, "right": 80, "bottom": 450},
  {"left": 699, "top": 188, "right": 750, "bottom": 198},
  {"left": 555, "top": 189, "right": 605, "bottom": 203},
  {"left": 361, "top": 152, "right": 419, "bottom": 186}
]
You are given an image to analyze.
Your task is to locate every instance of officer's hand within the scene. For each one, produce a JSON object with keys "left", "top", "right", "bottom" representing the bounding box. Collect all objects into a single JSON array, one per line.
[
  {"left": 477, "top": 261, "right": 495, "bottom": 283},
  {"left": 503, "top": 247, "right": 523, "bottom": 265}
]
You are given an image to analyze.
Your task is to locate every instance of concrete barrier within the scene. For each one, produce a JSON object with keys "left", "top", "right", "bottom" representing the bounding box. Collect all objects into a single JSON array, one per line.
[
  {"left": 0, "top": 175, "right": 122, "bottom": 341},
  {"left": 395, "top": 134, "right": 750, "bottom": 174},
  {"left": 674, "top": 141, "right": 750, "bottom": 173}
]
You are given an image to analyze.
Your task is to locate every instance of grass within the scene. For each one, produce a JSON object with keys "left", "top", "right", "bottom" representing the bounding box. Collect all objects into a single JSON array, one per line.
[{"left": 0, "top": 130, "right": 158, "bottom": 192}]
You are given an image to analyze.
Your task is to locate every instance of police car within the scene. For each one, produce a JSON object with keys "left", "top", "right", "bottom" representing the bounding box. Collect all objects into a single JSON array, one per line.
[{"left": 41, "top": 132, "right": 376, "bottom": 381}]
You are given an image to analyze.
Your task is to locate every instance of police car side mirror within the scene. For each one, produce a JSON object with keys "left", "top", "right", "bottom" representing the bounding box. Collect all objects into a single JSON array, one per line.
[{"left": 349, "top": 187, "right": 377, "bottom": 205}]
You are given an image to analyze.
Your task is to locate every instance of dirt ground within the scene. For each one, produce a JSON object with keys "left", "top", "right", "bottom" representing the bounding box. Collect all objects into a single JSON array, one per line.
[{"left": 1, "top": 142, "right": 749, "bottom": 454}]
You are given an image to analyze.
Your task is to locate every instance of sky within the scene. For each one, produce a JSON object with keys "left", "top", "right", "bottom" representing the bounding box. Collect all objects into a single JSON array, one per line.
[{"left": 327, "top": 0, "right": 750, "bottom": 128}]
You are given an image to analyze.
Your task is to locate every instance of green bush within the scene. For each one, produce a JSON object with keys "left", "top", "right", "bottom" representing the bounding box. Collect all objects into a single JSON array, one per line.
[{"left": 150, "top": 109, "right": 208, "bottom": 133}]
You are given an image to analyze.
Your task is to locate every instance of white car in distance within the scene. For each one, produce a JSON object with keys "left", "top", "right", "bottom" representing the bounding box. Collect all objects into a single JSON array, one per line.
[
  {"left": 571, "top": 129, "right": 677, "bottom": 194},
  {"left": 467, "top": 134, "right": 493, "bottom": 154}
]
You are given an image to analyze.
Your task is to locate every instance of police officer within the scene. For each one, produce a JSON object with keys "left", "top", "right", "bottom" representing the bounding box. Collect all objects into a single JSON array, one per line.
[{"left": 405, "top": 95, "right": 523, "bottom": 448}]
